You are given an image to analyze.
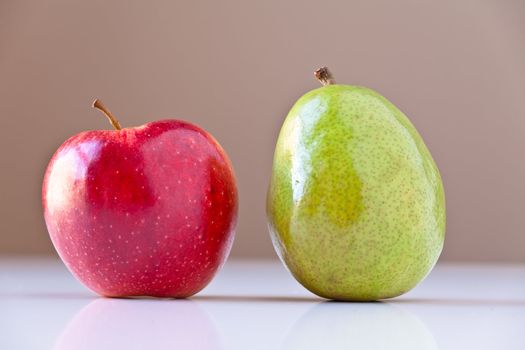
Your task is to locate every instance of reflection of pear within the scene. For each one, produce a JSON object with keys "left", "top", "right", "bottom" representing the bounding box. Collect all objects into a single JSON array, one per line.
[
  {"left": 54, "top": 299, "right": 222, "bottom": 350},
  {"left": 282, "top": 301, "right": 439, "bottom": 350}
]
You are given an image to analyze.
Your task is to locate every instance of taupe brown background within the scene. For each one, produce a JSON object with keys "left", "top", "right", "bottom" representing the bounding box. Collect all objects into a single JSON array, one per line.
[{"left": 1, "top": 0, "right": 524, "bottom": 261}]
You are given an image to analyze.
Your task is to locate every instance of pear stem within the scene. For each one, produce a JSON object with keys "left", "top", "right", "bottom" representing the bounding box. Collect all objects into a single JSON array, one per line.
[
  {"left": 314, "top": 67, "right": 336, "bottom": 86},
  {"left": 92, "top": 99, "right": 122, "bottom": 130}
]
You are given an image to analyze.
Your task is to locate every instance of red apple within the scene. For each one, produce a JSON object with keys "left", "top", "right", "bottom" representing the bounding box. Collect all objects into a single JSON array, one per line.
[{"left": 42, "top": 100, "right": 237, "bottom": 297}]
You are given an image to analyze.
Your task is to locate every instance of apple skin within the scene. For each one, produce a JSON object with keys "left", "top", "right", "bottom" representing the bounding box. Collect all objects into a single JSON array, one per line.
[{"left": 43, "top": 120, "right": 237, "bottom": 298}]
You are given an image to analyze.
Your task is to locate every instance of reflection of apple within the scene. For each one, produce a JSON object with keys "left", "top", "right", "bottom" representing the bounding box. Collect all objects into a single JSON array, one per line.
[
  {"left": 43, "top": 100, "right": 237, "bottom": 297},
  {"left": 54, "top": 299, "right": 222, "bottom": 350},
  {"left": 282, "top": 301, "right": 438, "bottom": 350}
]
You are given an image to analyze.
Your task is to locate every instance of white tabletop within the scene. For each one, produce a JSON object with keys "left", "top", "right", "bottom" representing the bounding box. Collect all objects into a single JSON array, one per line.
[{"left": 1, "top": 257, "right": 524, "bottom": 350}]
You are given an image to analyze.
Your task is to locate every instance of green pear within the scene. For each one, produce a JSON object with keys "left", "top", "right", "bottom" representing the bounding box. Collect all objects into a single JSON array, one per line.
[{"left": 267, "top": 67, "right": 445, "bottom": 301}]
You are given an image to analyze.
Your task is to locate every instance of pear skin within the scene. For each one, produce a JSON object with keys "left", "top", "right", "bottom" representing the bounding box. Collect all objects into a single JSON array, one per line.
[{"left": 267, "top": 68, "right": 445, "bottom": 301}]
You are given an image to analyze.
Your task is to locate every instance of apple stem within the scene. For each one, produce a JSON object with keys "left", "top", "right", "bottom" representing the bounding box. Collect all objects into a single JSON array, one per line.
[
  {"left": 314, "top": 67, "right": 336, "bottom": 86},
  {"left": 92, "top": 99, "right": 122, "bottom": 130}
]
